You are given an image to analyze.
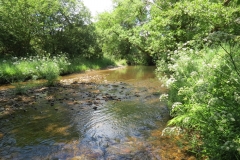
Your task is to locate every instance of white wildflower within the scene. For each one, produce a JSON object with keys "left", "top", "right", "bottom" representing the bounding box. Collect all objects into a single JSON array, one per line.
[
  {"left": 159, "top": 94, "right": 168, "bottom": 102},
  {"left": 166, "top": 77, "right": 176, "bottom": 87},
  {"left": 172, "top": 102, "right": 182, "bottom": 109},
  {"left": 190, "top": 71, "right": 198, "bottom": 76},
  {"left": 196, "top": 79, "right": 204, "bottom": 85}
]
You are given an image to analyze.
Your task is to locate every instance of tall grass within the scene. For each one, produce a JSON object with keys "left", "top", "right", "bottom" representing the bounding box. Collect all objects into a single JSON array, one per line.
[
  {"left": 66, "top": 55, "right": 117, "bottom": 73},
  {"left": 0, "top": 53, "right": 125, "bottom": 85},
  {"left": 0, "top": 54, "right": 68, "bottom": 85}
]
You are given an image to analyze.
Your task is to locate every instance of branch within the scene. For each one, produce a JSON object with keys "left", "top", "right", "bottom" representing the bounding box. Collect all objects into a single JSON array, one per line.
[
  {"left": 223, "top": 0, "right": 231, "bottom": 6},
  {"left": 219, "top": 43, "right": 240, "bottom": 78}
]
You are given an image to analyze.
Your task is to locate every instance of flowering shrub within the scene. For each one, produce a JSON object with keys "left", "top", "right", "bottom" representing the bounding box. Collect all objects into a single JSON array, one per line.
[{"left": 158, "top": 41, "right": 240, "bottom": 159}]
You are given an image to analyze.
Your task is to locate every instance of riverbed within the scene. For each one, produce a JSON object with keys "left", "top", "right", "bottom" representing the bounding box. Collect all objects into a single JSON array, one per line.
[{"left": 0, "top": 66, "right": 193, "bottom": 160}]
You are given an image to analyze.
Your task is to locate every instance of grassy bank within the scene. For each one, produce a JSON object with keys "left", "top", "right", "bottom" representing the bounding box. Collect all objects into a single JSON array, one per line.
[{"left": 0, "top": 54, "right": 126, "bottom": 85}]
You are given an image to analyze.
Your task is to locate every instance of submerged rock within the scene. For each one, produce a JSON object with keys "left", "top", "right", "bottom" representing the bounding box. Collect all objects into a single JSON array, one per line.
[
  {"left": 71, "top": 155, "right": 88, "bottom": 160},
  {"left": 0, "top": 107, "right": 4, "bottom": 112},
  {"left": 0, "top": 132, "right": 4, "bottom": 139}
]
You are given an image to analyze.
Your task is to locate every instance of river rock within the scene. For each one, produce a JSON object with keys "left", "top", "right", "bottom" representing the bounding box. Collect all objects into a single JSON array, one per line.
[
  {"left": 71, "top": 155, "right": 89, "bottom": 160},
  {"left": 132, "top": 151, "right": 152, "bottom": 160},
  {"left": 106, "top": 144, "right": 137, "bottom": 155},
  {"left": 0, "top": 132, "right": 4, "bottom": 139},
  {"left": 0, "top": 107, "right": 4, "bottom": 112}
]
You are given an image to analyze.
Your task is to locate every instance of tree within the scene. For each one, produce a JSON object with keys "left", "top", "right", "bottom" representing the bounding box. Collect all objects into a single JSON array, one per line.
[
  {"left": 96, "top": 0, "right": 240, "bottom": 65},
  {"left": 96, "top": 0, "right": 152, "bottom": 65},
  {"left": 0, "top": 0, "right": 100, "bottom": 58}
]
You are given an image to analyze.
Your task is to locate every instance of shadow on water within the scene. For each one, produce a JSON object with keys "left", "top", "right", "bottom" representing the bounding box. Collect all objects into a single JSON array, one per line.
[{"left": 0, "top": 66, "right": 171, "bottom": 160}]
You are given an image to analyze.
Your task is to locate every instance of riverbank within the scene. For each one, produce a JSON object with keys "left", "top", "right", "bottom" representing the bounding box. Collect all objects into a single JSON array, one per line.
[{"left": 0, "top": 54, "right": 127, "bottom": 85}]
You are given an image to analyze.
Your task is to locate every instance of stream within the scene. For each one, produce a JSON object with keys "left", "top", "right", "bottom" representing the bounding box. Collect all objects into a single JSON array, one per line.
[{"left": 0, "top": 66, "right": 184, "bottom": 160}]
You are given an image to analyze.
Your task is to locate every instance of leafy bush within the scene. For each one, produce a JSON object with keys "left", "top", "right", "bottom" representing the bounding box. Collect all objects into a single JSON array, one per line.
[{"left": 158, "top": 41, "right": 240, "bottom": 159}]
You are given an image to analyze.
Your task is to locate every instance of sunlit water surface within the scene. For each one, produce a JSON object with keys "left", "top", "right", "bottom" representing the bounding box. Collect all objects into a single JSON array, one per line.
[{"left": 0, "top": 66, "right": 170, "bottom": 160}]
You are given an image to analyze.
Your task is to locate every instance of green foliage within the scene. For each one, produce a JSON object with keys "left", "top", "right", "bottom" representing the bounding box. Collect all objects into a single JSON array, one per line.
[
  {"left": 96, "top": 0, "right": 240, "bottom": 65},
  {"left": 0, "top": 0, "right": 100, "bottom": 58},
  {"left": 12, "top": 83, "right": 33, "bottom": 95},
  {"left": 39, "top": 61, "right": 60, "bottom": 86},
  {"left": 149, "top": 0, "right": 240, "bottom": 158},
  {"left": 96, "top": 0, "right": 152, "bottom": 65},
  {"left": 159, "top": 42, "right": 240, "bottom": 159},
  {"left": 148, "top": 0, "right": 240, "bottom": 62}
]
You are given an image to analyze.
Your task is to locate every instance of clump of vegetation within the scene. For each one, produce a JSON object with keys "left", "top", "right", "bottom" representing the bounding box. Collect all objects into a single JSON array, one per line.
[
  {"left": 12, "top": 83, "right": 31, "bottom": 95},
  {"left": 159, "top": 38, "right": 240, "bottom": 159},
  {"left": 0, "top": 53, "right": 123, "bottom": 85},
  {"left": 0, "top": 54, "right": 69, "bottom": 85}
]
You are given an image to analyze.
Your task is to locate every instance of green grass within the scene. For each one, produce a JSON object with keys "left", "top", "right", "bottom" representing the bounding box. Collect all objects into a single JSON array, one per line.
[
  {"left": 66, "top": 56, "right": 114, "bottom": 73},
  {"left": 0, "top": 54, "right": 126, "bottom": 85}
]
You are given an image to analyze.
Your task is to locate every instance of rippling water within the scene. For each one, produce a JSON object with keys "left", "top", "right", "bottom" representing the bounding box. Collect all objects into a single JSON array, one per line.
[{"left": 0, "top": 66, "right": 170, "bottom": 160}]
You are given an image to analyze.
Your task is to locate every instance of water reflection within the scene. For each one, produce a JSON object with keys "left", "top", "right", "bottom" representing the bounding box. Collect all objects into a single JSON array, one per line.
[
  {"left": 0, "top": 66, "right": 169, "bottom": 159},
  {"left": 105, "top": 66, "right": 156, "bottom": 81}
]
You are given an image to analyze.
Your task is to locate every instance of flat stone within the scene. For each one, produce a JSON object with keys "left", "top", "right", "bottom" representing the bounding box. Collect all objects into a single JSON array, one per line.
[{"left": 71, "top": 155, "right": 88, "bottom": 160}]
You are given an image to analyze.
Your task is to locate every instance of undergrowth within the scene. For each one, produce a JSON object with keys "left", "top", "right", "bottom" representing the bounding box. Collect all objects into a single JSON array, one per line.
[{"left": 157, "top": 37, "right": 240, "bottom": 159}]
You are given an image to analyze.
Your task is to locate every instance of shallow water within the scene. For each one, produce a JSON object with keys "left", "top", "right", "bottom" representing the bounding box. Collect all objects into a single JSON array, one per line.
[{"left": 0, "top": 66, "right": 170, "bottom": 160}]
